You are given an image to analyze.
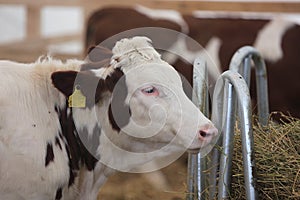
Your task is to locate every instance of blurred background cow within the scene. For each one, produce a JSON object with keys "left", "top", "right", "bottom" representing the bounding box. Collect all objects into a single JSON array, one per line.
[{"left": 85, "top": 5, "right": 300, "bottom": 120}]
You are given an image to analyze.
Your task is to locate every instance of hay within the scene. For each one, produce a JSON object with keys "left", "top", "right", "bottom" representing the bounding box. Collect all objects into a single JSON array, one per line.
[{"left": 231, "top": 113, "right": 300, "bottom": 199}]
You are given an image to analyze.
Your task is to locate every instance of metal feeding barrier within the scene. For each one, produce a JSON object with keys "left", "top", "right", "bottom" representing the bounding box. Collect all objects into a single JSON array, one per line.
[
  {"left": 187, "top": 58, "right": 210, "bottom": 200},
  {"left": 187, "top": 46, "right": 269, "bottom": 200},
  {"left": 229, "top": 46, "right": 269, "bottom": 126}
]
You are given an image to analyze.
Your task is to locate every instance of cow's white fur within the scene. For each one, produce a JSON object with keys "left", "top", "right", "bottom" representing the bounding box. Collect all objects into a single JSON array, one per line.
[
  {"left": 111, "top": 37, "right": 164, "bottom": 71},
  {"left": 254, "top": 17, "right": 295, "bottom": 63},
  {"left": 0, "top": 37, "right": 217, "bottom": 200},
  {"left": 134, "top": 5, "right": 189, "bottom": 33}
]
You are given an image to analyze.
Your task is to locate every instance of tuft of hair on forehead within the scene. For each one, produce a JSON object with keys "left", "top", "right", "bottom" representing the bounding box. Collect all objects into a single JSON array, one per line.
[{"left": 111, "top": 36, "right": 165, "bottom": 70}]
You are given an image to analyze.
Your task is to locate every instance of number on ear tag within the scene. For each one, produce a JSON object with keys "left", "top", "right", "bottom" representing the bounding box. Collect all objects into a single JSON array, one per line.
[{"left": 68, "top": 85, "right": 86, "bottom": 108}]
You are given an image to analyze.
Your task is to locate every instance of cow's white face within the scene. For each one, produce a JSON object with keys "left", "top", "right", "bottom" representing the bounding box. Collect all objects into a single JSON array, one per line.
[
  {"left": 98, "top": 60, "right": 218, "bottom": 171},
  {"left": 109, "top": 62, "right": 218, "bottom": 152}
]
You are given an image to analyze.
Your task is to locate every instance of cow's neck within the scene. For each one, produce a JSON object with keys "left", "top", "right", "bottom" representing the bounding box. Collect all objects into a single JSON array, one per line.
[{"left": 55, "top": 102, "right": 100, "bottom": 187}]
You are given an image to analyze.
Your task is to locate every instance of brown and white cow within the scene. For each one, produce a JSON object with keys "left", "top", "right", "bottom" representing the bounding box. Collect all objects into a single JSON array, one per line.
[
  {"left": 0, "top": 36, "right": 218, "bottom": 200},
  {"left": 85, "top": 6, "right": 300, "bottom": 119}
]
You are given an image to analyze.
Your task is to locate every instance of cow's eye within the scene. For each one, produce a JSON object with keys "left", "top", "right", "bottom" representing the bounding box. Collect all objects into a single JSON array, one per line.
[
  {"left": 143, "top": 87, "right": 154, "bottom": 93},
  {"left": 141, "top": 86, "right": 159, "bottom": 96}
]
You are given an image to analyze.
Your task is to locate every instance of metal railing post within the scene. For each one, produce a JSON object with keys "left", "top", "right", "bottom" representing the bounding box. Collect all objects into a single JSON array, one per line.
[
  {"left": 207, "top": 80, "right": 237, "bottom": 200},
  {"left": 217, "top": 81, "right": 236, "bottom": 199},
  {"left": 229, "top": 46, "right": 269, "bottom": 126},
  {"left": 187, "top": 58, "right": 209, "bottom": 200},
  {"left": 191, "top": 46, "right": 268, "bottom": 200},
  {"left": 208, "top": 139, "right": 221, "bottom": 200},
  {"left": 240, "top": 56, "right": 252, "bottom": 87},
  {"left": 212, "top": 71, "right": 258, "bottom": 200}
]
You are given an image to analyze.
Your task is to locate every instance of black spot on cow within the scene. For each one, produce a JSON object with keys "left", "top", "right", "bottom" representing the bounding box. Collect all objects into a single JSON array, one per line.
[
  {"left": 54, "top": 105, "right": 59, "bottom": 113},
  {"left": 52, "top": 62, "right": 130, "bottom": 186},
  {"left": 68, "top": 167, "right": 76, "bottom": 187},
  {"left": 45, "top": 142, "right": 54, "bottom": 167},
  {"left": 55, "top": 104, "right": 100, "bottom": 187},
  {"left": 55, "top": 105, "right": 81, "bottom": 187},
  {"left": 55, "top": 136, "right": 62, "bottom": 150},
  {"left": 108, "top": 70, "right": 131, "bottom": 132},
  {"left": 58, "top": 131, "right": 63, "bottom": 140},
  {"left": 108, "top": 104, "right": 119, "bottom": 132},
  {"left": 77, "top": 125, "right": 101, "bottom": 170},
  {"left": 55, "top": 187, "right": 62, "bottom": 200}
]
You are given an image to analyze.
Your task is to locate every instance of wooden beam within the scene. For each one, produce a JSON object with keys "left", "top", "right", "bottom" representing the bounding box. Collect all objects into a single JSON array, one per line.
[
  {"left": 0, "top": 0, "right": 140, "bottom": 7},
  {"left": 0, "top": 0, "right": 83, "bottom": 7},
  {"left": 0, "top": 48, "right": 81, "bottom": 62},
  {"left": 26, "top": 5, "right": 41, "bottom": 39},
  {"left": 1, "top": 0, "right": 300, "bottom": 13},
  {"left": 148, "top": 1, "right": 300, "bottom": 14},
  {"left": 1, "top": 0, "right": 300, "bottom": 63},
  {"left": 0, "top": 34, "right": 81, "bottom": 51}
]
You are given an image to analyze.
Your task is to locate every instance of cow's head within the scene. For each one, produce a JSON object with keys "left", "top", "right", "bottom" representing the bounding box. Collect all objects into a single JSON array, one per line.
[{"left": 51, "top": 37, "right": 218, "bottom": 170}]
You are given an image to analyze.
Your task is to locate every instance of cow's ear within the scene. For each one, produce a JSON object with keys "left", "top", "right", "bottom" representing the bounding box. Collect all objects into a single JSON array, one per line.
[
  {"left": 86, "top": 45, "right": 112, "bottom": 62},
  {"left": 51, "top": 71, "right": 101, "bottom": 106},
  {"left": 51, "top": 70, "right": 78, "bottom": 97},
  {"left": 51, "top": 71, "right": 99, "bottom": 96}
]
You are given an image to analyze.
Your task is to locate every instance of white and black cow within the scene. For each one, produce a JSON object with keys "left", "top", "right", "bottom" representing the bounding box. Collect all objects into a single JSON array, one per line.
[{"left": 0, "top": 37, "right": 218, "bottom": 200}]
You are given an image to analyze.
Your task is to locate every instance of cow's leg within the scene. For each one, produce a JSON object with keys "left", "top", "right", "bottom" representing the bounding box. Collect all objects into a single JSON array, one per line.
[
  {"left": 78, "top": 170, "right": 99, "bottom": 200},
  {"left": 78, "top": 164, "right": 115, "bottom": 200}
]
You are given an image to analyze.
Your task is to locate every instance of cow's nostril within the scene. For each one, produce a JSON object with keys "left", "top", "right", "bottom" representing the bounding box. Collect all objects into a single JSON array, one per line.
[
  {"left": 198, "top": 126, "right": 218, "bottom": 141},
  {"left": 199, "top": 130, "right": 207, "bottom": 137}
]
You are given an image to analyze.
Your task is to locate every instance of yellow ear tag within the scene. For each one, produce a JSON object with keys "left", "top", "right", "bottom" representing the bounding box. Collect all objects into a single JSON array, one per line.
[{"left": 68, "top": 85, "right": 86, "bottom": 108}]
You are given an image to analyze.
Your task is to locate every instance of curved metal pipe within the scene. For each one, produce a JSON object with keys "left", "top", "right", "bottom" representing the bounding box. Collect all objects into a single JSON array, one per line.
[
  {"left": 229, "top": 46, "right": 269, "bottom": 126},
  {"left": 212, "top": 71, "right": 257, "bottom": 200},
  {"left": 187, "top": 58, "right": 209, "bottom": 200}
]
